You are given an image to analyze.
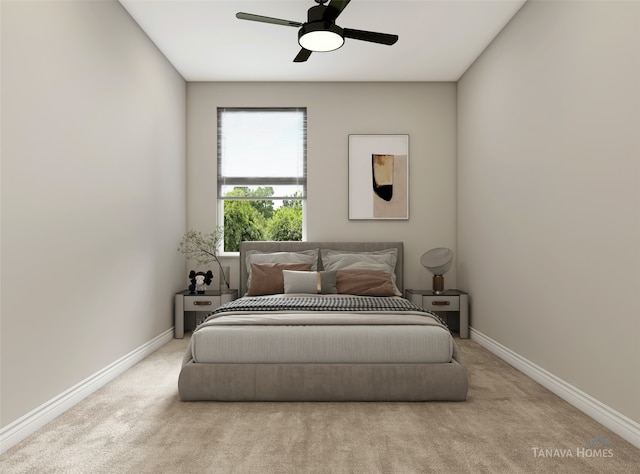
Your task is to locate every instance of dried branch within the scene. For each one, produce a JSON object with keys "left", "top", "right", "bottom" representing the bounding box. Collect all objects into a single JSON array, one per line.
[{"left": 177, "top": 228, "right": 230, "bottom": 289}]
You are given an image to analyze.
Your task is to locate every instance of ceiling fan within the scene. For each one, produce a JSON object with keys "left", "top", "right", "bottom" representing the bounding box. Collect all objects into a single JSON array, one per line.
[{"left": 236, "top": 0, "right": 399, "bottom": 63}]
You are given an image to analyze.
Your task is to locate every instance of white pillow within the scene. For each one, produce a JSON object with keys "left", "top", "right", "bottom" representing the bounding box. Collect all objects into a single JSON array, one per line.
[{"left": 282, "top": 270, "right": 337, "bottom": 294}]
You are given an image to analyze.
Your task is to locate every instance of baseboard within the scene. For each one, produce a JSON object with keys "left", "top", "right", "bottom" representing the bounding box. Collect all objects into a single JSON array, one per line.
[
  {"left": 470, "top": 327, "right": 640, "bottom": 449},
  {"left": 0, "top": 328, "right": 174, "bottom": 454}
]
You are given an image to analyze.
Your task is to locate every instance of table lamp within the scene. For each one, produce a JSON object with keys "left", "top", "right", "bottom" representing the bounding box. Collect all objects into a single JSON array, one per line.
[{"left": 420, "top": 248, "right": 453, "bottom": 295}]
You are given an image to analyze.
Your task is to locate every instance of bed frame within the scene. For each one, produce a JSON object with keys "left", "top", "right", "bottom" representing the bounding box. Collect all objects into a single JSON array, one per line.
[{"left": 178, "top": 241, "right": 468, "bottom": 401}]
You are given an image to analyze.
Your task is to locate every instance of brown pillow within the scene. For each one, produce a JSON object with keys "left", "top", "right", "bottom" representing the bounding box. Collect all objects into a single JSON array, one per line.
[
  {"left": 247, "top": 263, "right": 313, "bottom": 296},
  {"left": 336, "top": 269, "right": 397, "bottom": 296}
]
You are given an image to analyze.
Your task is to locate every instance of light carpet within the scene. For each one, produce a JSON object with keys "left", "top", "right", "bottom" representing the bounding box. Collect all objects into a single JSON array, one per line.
[{"left": 1, "top": 336, "right": 638, "bottom": 473}]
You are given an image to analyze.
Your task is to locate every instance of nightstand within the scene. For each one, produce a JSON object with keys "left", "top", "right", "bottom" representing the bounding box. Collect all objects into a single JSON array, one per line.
[
  {"left": 405, "top": 289, "right": 469, "bottom": 339},
  {"left": 174, "top": 289, "right": 238, "bottom": 338}
]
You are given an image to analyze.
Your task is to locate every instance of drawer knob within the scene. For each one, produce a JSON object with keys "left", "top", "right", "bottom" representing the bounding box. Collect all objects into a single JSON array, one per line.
[
  {"left": 432, "top": 301, "right": 450, "bottom": 306},
  {"left": 193, "top": 301, "right": 213, "bottom": 306}
]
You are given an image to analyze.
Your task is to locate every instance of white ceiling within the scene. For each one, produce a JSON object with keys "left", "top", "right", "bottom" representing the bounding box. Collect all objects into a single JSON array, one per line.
[{"left": 119, "top": 0, "right": 526, "bottom": 82}]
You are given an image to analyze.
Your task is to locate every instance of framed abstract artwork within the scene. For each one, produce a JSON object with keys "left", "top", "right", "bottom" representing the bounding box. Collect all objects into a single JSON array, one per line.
[{"left": 348, "top": 134, "right": 409, "bottom": 220}]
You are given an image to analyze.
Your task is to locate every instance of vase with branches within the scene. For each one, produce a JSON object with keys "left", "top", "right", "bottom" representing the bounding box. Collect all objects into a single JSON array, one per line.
[{"left": 178, "top": 228, "right": 230, "bottom": 290}]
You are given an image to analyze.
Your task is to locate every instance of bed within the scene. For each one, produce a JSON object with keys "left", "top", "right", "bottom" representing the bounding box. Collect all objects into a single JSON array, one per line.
[{"left": 178, "top": 241, "right": 468, "bottom": 401}]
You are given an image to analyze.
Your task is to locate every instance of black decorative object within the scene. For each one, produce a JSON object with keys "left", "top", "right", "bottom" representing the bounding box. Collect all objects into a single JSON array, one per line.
[{"left": 189, "top": 270, "right": 214, "bottom": 294}]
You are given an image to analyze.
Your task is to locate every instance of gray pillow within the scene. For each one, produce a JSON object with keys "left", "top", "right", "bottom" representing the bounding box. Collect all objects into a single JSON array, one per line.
[
  {"left": 245, "top": 249, "right": 319, "bottom": 293},
  {"left": 320, "top": 248, "right": 401, "bottom": 295},
  {"left": 283, "top": 270, "right": 338, "bottom": 294}
]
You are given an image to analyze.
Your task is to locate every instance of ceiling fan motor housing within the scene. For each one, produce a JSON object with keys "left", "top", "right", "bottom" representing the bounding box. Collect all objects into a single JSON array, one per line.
[{"left": 308, "top": 4, "right": 329, "bottom": 22}]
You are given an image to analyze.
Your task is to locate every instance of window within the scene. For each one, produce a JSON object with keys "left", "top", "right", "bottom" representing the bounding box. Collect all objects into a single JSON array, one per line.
[{"left": 218, "top": 108, "right": 306, "bottom": 252}]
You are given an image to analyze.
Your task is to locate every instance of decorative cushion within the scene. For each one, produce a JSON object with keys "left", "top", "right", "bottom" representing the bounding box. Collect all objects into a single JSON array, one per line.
[
  {"left": 336, "top": 269, "right": 398, "bottom": 296},
  {"left": 247, "top": 263, "right": 312, "bottom": 296},
  {"left": 282, "top": 270, "right": 338, "bottom": 294}
]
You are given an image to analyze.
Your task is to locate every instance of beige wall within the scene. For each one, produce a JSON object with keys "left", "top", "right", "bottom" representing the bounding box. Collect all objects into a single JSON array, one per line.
[
  {"left": 1, "top": 1, "right": 187, "bottom": 427},
  {"left": 187, "top": 82, "right": 458, "bottom": 291},
  {"left": 458, "top": 0, "right": 640, "bottom": 424}
]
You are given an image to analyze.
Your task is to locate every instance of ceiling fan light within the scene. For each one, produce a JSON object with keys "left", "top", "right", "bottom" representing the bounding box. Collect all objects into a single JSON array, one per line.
[{"left": 298, "top": 23, "right": 344, "bottom": 52}]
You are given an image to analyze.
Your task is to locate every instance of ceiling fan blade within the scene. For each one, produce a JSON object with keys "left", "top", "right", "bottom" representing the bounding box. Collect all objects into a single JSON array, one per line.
[
  {"left": 293, "top": 48, "right": 312, "bottom": 63},
  {"left": 236, "top": 12, "right": 302, "bottom": 28},
  {"left": 343, "top": 28, "right": 398, "bottom": 45},
  {"left": 323, "top": 0, "right": 351, "bottom": 22}
]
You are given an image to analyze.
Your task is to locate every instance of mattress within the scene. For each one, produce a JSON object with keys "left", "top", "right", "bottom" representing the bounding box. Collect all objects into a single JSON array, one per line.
[{"left": 190, "top": 295, "right": 454, "bottom": 364}]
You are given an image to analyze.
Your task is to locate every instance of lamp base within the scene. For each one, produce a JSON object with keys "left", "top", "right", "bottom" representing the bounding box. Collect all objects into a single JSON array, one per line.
[{"left": 432, "top": 275, "right": 444, "bottom": 294}]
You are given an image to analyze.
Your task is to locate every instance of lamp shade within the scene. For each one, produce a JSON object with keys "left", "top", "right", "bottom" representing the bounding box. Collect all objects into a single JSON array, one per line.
[
  {"left": 420, "top": 248, "right": 453, "bottom": 275},
  {"left": 298, "top": 22, "right": 344, "bottom": 52}
]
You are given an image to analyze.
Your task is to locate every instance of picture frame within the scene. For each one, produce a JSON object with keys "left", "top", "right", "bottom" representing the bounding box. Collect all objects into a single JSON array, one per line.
[{"left": 348, "top": 134, "right": 409, "bottom": 220}]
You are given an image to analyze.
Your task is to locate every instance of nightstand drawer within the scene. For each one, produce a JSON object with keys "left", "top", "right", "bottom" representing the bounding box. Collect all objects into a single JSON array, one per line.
[
  {"left": 422, "top": 296, "right": 460, "bottom": 311},
  {"left": 405, "top": 289, "right": 468, "bottom": 339},
  {"left": 175, "top": 290, "right": 238, "bottom": 338},
  {"left": 184, "top": 296, "right": 219, "bottom": 311}
]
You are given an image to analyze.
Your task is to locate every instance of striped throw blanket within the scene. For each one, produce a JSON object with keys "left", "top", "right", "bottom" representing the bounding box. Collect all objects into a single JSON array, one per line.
[{"left": 210, "top": 296, "right": 447, "bottom": 326}]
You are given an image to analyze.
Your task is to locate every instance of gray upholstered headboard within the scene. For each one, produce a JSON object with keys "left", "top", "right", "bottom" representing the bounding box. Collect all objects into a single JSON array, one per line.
[{"left": 239, "top": 241, "right": 404, "bottom": 296}]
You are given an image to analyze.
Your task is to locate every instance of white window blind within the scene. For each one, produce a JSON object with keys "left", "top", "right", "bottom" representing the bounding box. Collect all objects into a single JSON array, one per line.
[{"left": 217, "top": 107, "right": 307, "bottom": 199}]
